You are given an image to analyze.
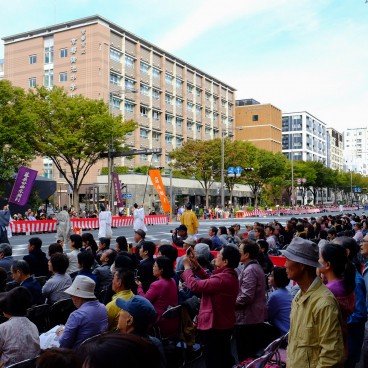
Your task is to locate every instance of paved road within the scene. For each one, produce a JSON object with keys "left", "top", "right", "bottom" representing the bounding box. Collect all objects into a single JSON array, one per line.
[{"left": 7, "top": 210, "right": 365, "bottom": 259}]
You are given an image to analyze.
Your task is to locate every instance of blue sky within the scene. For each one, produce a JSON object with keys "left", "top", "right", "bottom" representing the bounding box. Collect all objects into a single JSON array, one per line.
[{"left": 1, "top": 0, "right": 368, "bottom": 132}]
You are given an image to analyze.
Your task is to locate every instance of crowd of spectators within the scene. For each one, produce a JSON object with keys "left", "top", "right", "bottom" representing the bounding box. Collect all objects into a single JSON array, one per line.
[{"left": 0, "top": 212, "right": 367, "bottom": 368}]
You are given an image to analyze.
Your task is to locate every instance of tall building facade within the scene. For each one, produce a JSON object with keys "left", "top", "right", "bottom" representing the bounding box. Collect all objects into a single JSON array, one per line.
[
  {"left": 2, "top": 15, "right": 236, "bottom": 184},
  {"left": 282, "top": 111, "right": 327, "bottom": 163},
  {"left": 235, "top": 99, "right": 282, "bottom": 153},
  {"left": 326, "top": 127, "right": 343, "bottom": 171},
  {"left": 343, "top": 127, "right": 368, "bottom": 176}
]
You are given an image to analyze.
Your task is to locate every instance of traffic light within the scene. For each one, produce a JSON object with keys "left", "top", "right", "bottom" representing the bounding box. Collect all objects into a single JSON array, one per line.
[{"left": 244, "top": 167, "right": 254, "bottom": 172}]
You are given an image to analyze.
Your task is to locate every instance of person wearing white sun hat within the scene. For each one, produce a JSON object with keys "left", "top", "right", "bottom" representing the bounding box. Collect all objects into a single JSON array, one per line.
[{"left": 58, "top": 275, "right": 108, "bottom": 350}]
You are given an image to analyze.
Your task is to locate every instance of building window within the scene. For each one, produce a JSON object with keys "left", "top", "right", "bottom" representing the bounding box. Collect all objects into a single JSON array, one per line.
[
  {"left": 59, "top": 72, "right": 67, "bottom": 82},
  {"left": 110, "top": 73, "right": 121, "bottom": 85},
  {"left": 152, "top": 110, "right": 160, "bottom": 121},
  {"left": 165, "top": 114, "right": 173, "bottom": 124},
  {"left": 152, "top": 89, "right": 160, "bottom": 100},
  {"left": 140, "top": 128, "right": 148, "bottom": 139},
  {"left": 124, "top": 101, "right": 134, "bottom": 113},
  {"left": 213, "top": 113, "right": 218, "bottom": 122},
  {"left": 110, "top": 96, "right": 120, "bottom": 109},
  {"left": 152, "top": 153, "right": 160, "bottom": 163},
  {"left": 205, "top": 127, "right": 211, "bottom": 135},
  {"left": 140, "top": 106, "right": 149, "bottom": 117},
  {"left": 187, "top": 84, "right": 194, "bottom": 93},
  {"left": 196, "top": 87, "right": 201, "bottom": 97},
  {"left": 165, "top": 155, "right": 172, "bottom": 164},
  {"left": 176, "top": 98, "right": 183, "bottom": 108},
  {"left": 221, "top": 99, "right": 226, "bottom": 107},
  {"left": 140, "top": 154, "right": 148, "bottom": 161},
  {"left": 152, "top": 132, "right": 161, "bottom": 141},
  {"left": 165, "top": 94, "right": 173, "bottom": 105},
  {"left": 60, "top": 48, "right": 68, "bottom": 58},
  {"left": 165, "top": 73, "right": 173, "bottom": 85},
  {"left": 110, "top": 49, "right": 121, "bottom": 62},
  {"left": 152, "top": 67, "right": 160, "bottom": 78},
  {"left": 176, "top": 79, "right": 183, "bottom": 88},
  {"left": 187, "top": 102, "right": 193, "bottom": 112},
  {"left": 140, "top": 62, "right": 150, "bottom": 74},
  {"left": 140, "top": 83, "right": 150, "bottom": 96},
  {"left": 176, "top": 117, "right": 183, "bottom": 127},
  {"left": 176, "top": 137, "right": 183, "bottom": 146},
  {"left": 196, "top": 124, "right": 202, "bottom": 133},
  {"left": 29, "top": 77, "right": 36, "bottom": 88},
  {"left": 29, "top": 55, "right": 37, "bottom": 64},
  {"left": 125, "top": 55, "right": 135, "bottom": 68},
  {"left": 196, "top": 105, "right": 201, "bottom": 115},
  {"left": 165, "top": 134, "right": 173, "bottom": 144},
  {"left": 205, "top": 109, "right": 211, "bottom": 118},
  {"left": 252, "top": 115, "right": 258, "bottom": 122},
  {"left": 44, "top": 70, "right": 54, "bottom": 88},
  {"left": 187, "top": 122, "right": 193, "bottom": 130},
  {"left": 125, "top": 78, "right": 135, "bottom": 91},
  {"left": 44, "top": 46, "right": 54, "bottom": 64},
  {"left": 205, "top": 92, "right": 211, "bottom": 101}
]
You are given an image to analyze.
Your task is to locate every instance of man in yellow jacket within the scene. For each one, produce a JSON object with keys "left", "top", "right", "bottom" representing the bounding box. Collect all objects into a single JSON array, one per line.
[
  {"left": 281, "top": 238, "right": 345, "bottom": 368},
  {"left": 180, "top": 202, "right": 199, "bottom": 236}
]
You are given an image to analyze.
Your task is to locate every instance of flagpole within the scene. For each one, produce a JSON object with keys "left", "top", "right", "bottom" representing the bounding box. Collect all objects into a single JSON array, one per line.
[{"left": 142, "top": 155, "right": 154, "bottom": 209}]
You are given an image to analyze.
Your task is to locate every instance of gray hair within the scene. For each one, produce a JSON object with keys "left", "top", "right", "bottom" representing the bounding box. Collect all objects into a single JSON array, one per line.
[{"left": 0, "top": 243, "right": 12, "bottom": 257}]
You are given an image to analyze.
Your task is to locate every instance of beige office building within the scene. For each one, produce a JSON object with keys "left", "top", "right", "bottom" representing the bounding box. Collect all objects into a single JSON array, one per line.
[
  {"left": 3, "top": 15, "right": 236, "bottom": 189},
  {"left": 326, "top": 127, "right": 344, "bottom": 171},
  {"left": 234, "top": 99, "right": 282, "bottom": 153}
]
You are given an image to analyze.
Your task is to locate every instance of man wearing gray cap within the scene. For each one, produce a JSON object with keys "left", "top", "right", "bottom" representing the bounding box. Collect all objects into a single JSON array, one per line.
[{"left": 281, "top": 237, "right": 344, "bottom": 368}]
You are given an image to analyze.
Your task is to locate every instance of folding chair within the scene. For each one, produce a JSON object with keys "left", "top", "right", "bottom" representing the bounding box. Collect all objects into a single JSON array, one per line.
[
  {"left": 34, "top": 276, "right": 48, "bottom": 287},
  {"left": 49, "top": 298, "right": 76, "bottom": 326},
  {"left": 27, "top": 304, "right": 50, "bottom": 333},
  {"left": 6, "top": 356, "right": 39, "bottom": 368}
]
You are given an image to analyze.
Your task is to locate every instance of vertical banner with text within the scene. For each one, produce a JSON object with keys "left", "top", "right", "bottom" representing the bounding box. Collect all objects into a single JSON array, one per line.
[
  {"left": 9, "top": 166, "right": 38, "bottom": 206},
  {"left": 111, "top": 172, "right": 124, "bottom": 207},
  {"left": 149, "top": 169, "right": 171, "bottom": 213}
]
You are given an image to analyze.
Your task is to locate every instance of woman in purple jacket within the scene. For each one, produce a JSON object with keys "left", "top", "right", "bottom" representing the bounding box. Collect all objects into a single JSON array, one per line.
[
  {"left": 182, "top": 245, "right": 240, "bottom": 368},
  {"left": 235, "top": 239, "right": 267, "bottom": 361}
]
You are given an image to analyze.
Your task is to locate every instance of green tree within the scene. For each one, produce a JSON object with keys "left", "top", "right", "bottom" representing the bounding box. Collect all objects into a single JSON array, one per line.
[
  {"left": 244, "top": 150, "right": 287, "bottom": 207},
  {"left": 0, "top": 80, "right": 37, "bottom": 188},
  {"left": 169, "top": 139, "right": 221, "bottom": 207},
  {"left": 221, "top": 140, "right": 258, "bottom": 204},
  {"left": 26, "top": 86, "right": 137, "bottom": 209}
]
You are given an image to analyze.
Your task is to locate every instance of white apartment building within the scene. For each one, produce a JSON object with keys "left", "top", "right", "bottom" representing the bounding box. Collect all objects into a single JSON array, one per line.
[
  {"left": 282, "top": 111, "right": 327, "bottom": 163},
  {"left": 344, "top": 127, "right": 368, "bottom": 176},
  {"left": 326, "top": 127, "right": 344, "bottom": 171}
]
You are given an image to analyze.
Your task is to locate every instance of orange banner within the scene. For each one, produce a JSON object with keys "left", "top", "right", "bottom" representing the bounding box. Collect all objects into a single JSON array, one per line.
[{"left": 149, "top": 169, "right": 171, "bottom": 213}]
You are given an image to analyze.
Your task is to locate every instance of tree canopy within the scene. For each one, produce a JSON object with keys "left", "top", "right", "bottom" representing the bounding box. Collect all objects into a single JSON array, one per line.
[
  {"left": 0, "top": 80, "right": 37, "bottom": 188},
  {"left": 25, "top": 86, "right": 137, "bottom": 209}
]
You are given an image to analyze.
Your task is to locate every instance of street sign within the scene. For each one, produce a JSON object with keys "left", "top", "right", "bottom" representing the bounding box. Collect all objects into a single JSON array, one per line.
[
  {"left": 122, "top": 193, "right": 133, "bottom": 198},
  {"left": 235, "top": 166, "right": 243, "bottom": 175},
  {"left": 227, "top": 167, "right": 235, "bottom": 175},
  {"left": 354, "top": 187, "right": 362, "bottom": 193}
]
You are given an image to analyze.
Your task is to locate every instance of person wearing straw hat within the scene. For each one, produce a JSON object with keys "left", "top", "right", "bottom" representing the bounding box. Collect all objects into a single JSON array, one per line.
[
  {"left": 58, "top": 275, "right": 108, "bottom": 350},
  {"left": 281, "top": 237, "right": 344, "bottom": 368}
]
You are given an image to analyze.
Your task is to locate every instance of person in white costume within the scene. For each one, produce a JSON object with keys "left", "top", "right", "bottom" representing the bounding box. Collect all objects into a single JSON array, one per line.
[
  {"left": 98, "top": 204, "right": 112, "bottom": 239},
  {"left": 132, "top": 203, "right": 147, "bottom": 232},
  {"left": 55, "top": 206, "right": 72, "bottom": 244}
]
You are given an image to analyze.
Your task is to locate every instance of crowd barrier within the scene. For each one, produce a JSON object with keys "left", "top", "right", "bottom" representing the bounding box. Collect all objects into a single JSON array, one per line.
[
  {"left": 9, "top": 215, "right": 169, "bottom": 234},
  {"left": 235, "top": 206, "right": 359, "bottom": 218}
]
